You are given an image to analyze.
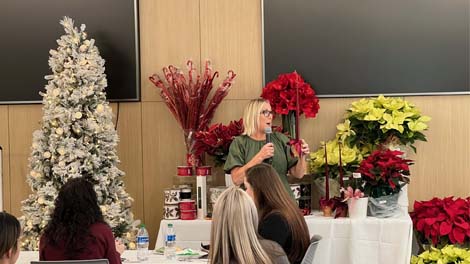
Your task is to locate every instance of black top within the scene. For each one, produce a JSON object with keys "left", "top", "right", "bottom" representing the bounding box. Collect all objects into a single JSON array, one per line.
[{"left": 258, "top": 212, "right": 292, "bottom": 259}]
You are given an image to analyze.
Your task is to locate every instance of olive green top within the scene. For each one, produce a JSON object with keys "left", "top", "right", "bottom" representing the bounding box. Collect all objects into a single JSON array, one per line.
[{"left": 224, "top": 132, "right": 298, "bottom": 196}]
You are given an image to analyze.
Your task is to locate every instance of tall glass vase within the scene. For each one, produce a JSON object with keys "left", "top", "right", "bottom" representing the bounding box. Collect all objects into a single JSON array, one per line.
[
  {"left": 183, "top": 129, "right": 202, "bottom": 167},
  {"left": 281, "top": 110, "right": 296, "bottom": 138}
]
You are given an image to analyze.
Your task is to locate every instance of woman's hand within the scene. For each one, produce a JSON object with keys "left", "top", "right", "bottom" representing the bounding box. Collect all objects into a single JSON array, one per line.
[
  {"left": 115, "top": 239, "right": 125, "bottom": 254},
  {"left": 254, "top": 143, "right": 274, "bottom": 163},
  {"left": 300, "top": 139, "right": 310, "bottom": 157}
]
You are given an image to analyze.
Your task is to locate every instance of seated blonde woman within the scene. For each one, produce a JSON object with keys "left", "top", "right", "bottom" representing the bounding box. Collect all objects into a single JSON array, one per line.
[{"left": 209, "top": 186, "right": 289, "bottom": 264}]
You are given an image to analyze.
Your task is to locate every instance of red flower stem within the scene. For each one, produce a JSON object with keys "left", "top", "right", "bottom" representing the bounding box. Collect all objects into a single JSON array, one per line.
[
  {"left": 338, "top": 141, "right": 344, "bottom": 188},
  {"left": 295, "top": 83, "right": 300, "bottom": 142},
  {"left": 324, "top": 143, "right": 329, "bottom": 200}
]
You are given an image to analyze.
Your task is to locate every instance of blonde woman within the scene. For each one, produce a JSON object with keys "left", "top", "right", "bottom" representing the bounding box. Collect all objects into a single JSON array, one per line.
[
  {"left": 209, "top": 186, "right": 288, "bottom": 264},
  {"left": 224, "top": 98, "right": 310, "bottom": 196}
]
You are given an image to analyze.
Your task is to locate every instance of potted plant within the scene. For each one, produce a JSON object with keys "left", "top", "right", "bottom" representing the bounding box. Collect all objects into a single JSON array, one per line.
[
  {"left": 193, "top": 119, "right": 244, "bottom": 167},
  {"left": 358, "top": 149, "right": 413, "bottom": 217},
  {"left": 338, "top": 95, "right": 431, "bottom": 153},
  {"left": 410, "top": 197, "right": 470, "bottom": 249},
  {"left": 411, "top": 245, "right": 470, "bottom": 264},
  {"left": 149, "top": 60, "right": 237, "bottom": 166},
  {"left": 341, "top": 185, "right": 367, "bottom": 219}
]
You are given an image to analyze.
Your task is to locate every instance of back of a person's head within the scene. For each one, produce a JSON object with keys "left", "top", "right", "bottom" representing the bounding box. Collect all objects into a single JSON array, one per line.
[
  {"left": 246, "top": 163, "right": 294, "bottom": 215},
  {"left": 209, "top": 186, "right": 272, "bottom": 264},
  {"left": 246, "top": 163, "right": 310, "bottom": 263},
  {"left": 0, "top": 212, "right": 21, "bottom": 263},
  {"left": 43, "top": 176, "right": 104, "bottom": 258}
]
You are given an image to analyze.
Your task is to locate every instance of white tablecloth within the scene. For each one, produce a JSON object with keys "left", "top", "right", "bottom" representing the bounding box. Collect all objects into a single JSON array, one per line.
[
  {"left": 157, "top": 212, "right": 413, "bottom": 264},
  {"left": 18, "top": 250, "right": 207, "bottom": 264}
]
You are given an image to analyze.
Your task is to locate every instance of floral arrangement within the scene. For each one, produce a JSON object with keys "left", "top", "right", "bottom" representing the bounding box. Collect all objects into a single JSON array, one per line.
[
  {"left": 358, "top": 149, "right": 413, "bottom": 198},
  {"left": 149, "top": 60, "right": 236, "bottom": 166},
  {"left": 193, "top": 119, "right": 244, "bottom": 167},
  {"left": 308, "top": 138, "right": 364, "bottom": 177},
  {"left": 411, "top": 197, "right": 470, "bottom": 246},
  {"left": 411, "top": 245, "right": 470, "bottom": 264},
  {"left": 341, "top": 186, "right": 365, "bottom": 202},
  {"left": 261, "top": 71, "right": 320, "bottom": 118},
  {"left": 338, "top": 95, "right": 431, "bottom": 152},
  {"left": 261, "top": 71, "right": 320, "bottom": 156}
]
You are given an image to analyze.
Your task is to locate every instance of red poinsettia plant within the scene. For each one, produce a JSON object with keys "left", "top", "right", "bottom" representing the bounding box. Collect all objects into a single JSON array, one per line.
[
  {"left": 410, "top": 197, "right": 470, "bottom": 247},
  {"left": 261, "top": 71, "right": 320, "bottom": 157},
  {"left": 193, "top": 119, "right": 244, "bottom": 167},
  {"left": 358, "top": 149, "right": 413, "bottom": 198}
]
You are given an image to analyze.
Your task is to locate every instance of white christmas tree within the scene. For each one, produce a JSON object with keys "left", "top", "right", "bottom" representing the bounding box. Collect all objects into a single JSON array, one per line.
[{"left": 20, "top": 17, "right": 136, "bottom": 250}]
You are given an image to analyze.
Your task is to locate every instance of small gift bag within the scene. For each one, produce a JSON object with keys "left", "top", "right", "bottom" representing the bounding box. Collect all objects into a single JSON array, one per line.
[{"left": 367, "top": 192, "right": 400, "bottom": 218}]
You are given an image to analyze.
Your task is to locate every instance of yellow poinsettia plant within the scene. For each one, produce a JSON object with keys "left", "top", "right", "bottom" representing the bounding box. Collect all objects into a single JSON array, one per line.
[
  {"left": 308, "top": 137, "right": 365, "bottom": 178},
  {"left": 338, "top": 95, "right": 431, "bottom": 152},
  {"left": 411, "top": 245, "right": 470, "bottom": 264}
]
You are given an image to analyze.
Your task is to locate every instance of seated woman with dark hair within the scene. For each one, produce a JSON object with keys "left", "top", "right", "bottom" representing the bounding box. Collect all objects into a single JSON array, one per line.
[
  {"left": 245, "top": 163, "right": 310, "bottom": 264},
  {"left": 0, "top": 212, "right": 21, "bottom": 264},
  {"left": 40, "top": 177, "right": 124, "bottom": 264}
]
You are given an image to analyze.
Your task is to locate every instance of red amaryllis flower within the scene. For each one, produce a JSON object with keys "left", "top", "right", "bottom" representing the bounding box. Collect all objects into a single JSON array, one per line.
[
  {"left": 410, "top": 196, "right": 470, "bottom": 246},
  {"left": 358, "top": 149, "right": 413, "bottom": 198},
  {"left": 261, "top": 71, "right": 319, "bottom": 118},
  {"left": 261, "top": 71, "right": 320, "bottom": 157}
]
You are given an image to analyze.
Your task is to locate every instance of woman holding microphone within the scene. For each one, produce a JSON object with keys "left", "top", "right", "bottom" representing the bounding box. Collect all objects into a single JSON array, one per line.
[{"left": 224, "top": 98, "right": 310, "bottom": 196}]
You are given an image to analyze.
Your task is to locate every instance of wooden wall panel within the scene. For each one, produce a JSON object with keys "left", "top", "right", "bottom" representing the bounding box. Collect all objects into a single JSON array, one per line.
[
  {"left": 113, "top": 103, "right": 144, "bottom": 222},
  {"left": 0, "top": 106, "right": 10, "bottom": 212},
  {"left": 200, "top": 0, "right": 263, "bottom": 99},
  {"left": 140, "top": 0, "right": 201, "bottom": 102},
  {"left": 406, "top": 96, "right": 470, "bottom": 203},
  {"left": 142, "top": 102, "right": 187, "bottom": 248},
  {"left": 8, "top": 105, "right": 43, "bottom": 216}
]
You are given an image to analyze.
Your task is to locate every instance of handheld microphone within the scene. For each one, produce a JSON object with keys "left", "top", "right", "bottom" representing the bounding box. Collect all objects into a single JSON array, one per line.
[{"left": 264, "top": 127, "right": 273, "bottom": 164}]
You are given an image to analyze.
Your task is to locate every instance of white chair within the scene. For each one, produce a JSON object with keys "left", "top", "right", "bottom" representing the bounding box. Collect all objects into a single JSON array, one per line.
[
  {"left": 301, "top": 235, "right": 322, "bottom": 264},
  {"left": 31, "top": 259, "right": 109, "bottom": 264}
]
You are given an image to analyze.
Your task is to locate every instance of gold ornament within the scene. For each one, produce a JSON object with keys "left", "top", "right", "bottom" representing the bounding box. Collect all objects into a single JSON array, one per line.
[
  {"left": 56, "top": 127, "right": 64, "bottom": 135},
  {"left": 128, "top": 242, "right": 136, "bottom": 250},
  {"left": 73, "top": 127, "right": 82, "bottom": 135},
  {"left": 100, "top": 205, "right": 107, "bottom": 213},
  {"left": 43, "top": 151, "right": 51, "bottom": 159},
  {"left": 58, "top": 161, "right": 66, "bottom": 167},
  {"left": 96, "top": 104, "right": 104, "bottom": 113},
  {"left": 38, "top": 196, "right": 45, "bottom": 204},
  {"left": 74, "top": 112, "right": 83, "bottom": 119},
  {"left": 52, "top": 88, "right": 60, "bottom": 97},
  {"left": 30, "top": 170, "right": 38, "bottom": 178},
  {"left": 57, "top": 147, "right": 65, "bottom": 155},
  {"left": 50, "top": 120, "right": 58, "bottom": 127}
]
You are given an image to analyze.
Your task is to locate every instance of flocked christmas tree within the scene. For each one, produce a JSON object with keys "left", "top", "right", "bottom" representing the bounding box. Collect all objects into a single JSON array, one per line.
[{"left": 20, "top": 17, "right": 136, "bottom": 250}]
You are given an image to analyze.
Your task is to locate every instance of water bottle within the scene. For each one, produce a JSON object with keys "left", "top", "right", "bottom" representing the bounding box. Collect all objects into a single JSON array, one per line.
[
  {"left": 164, "top": 223, "right": 176, "bottom": 260},
  {"left": 136, "top": 224, "right": 149, "bottom": 261}
]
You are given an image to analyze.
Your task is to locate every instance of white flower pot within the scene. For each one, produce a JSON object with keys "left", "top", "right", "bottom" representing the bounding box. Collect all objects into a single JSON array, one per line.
[{"left": 347, "top": 197, "right": 368, "bottom": 219}]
